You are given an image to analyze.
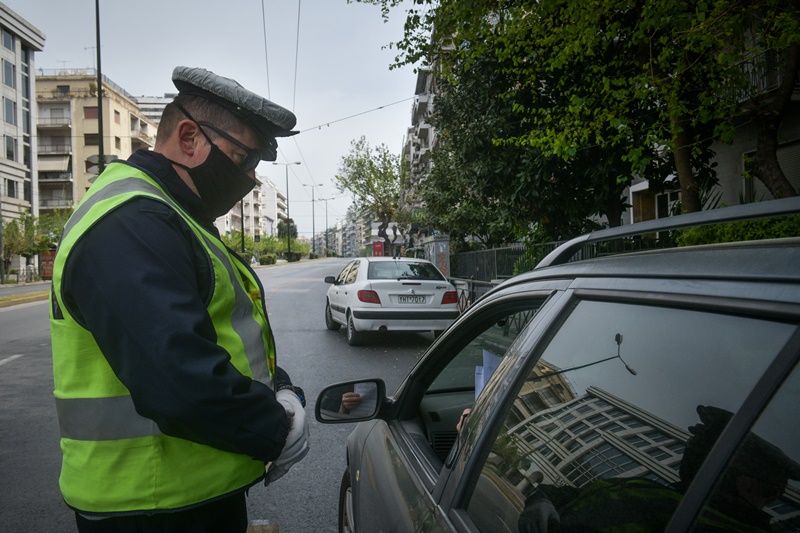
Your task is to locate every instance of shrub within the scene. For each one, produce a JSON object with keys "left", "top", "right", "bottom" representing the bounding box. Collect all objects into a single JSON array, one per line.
[
  {"left": 259, "top": 254, "right": 277, "bottom": 265},
  {"left": 308, "top": 252, "right": 317, "bottom": 259},
  {"left": 676, "top": 215, "right": 800, "bottom": 246}
]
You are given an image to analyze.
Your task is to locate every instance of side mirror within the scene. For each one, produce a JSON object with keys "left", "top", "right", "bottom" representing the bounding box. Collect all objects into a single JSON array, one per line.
[
  {"left": 324, "top": 276, "right": 337, "bottom": 284},
  {"left": 315, "top": 379, "right": 386, "bottom": 424}
]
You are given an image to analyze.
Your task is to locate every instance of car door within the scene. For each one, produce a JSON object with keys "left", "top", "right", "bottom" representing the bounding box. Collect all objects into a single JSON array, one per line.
[
  {"left": 443, "top": 288, "right": 800, "bottom": 532},
  {"left": 349, "top": 289, "right": 561, "bottom": 532},
  {"left": 329, "top": 260, "right": 356, "bottom": 323}
]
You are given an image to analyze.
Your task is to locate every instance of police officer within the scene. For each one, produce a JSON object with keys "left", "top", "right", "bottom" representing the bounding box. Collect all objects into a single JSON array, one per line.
[{"left": 50, "top": 67, "right": 309, "bottom": 532}]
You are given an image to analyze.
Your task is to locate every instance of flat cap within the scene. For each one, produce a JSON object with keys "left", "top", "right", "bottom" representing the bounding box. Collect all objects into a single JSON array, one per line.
[{"left": 172, "top": 66, "right": 297, "bottom": 161}]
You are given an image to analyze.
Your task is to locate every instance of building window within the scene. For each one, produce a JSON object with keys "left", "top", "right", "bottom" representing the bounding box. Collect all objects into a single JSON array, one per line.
[
  {"left": 7, "top": 179, "right": 17, "bottom": 198},
  {"left": 115, "top": 136, "right": 121, "bottom": 149},
  {"left": 4, "top": 97, "right": 15, "bottom": 125},
  {"left": 84, "top": 106, "right": 98, "bottom": 119},
  {"left": 57, "top": 85, "right": 70, "bottom": 95},
  {"left": 5, "top": 135, "right": 16, "bottom": 161},
  {"left": 22, "top": 110, "right": 30, "bottom": 135},
  {"left": 84, "top": 134, "right": 99, "bottom": 146},
  {"left": 114, "top": 110, "right": 121, "bottom": 124},
  {"left": 3, "top": 59, "right": 15, "bottom": 89},
  {"left": 2, "top": 28, "right": 13, "bottom": 51}
]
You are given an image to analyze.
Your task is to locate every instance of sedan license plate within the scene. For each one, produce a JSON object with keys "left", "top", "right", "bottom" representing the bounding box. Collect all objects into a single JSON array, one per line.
[{"left": 398, "top": 295, "right": 425, "bottom": 304}]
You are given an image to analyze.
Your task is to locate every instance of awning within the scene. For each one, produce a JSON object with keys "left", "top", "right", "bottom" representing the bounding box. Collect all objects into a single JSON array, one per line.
[{"left": 38, "top": 155, "right": 70, "bottom": 172}]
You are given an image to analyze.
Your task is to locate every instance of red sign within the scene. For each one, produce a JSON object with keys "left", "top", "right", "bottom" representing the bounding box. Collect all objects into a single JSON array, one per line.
[
  {"left": 373, "top": 241, "right": 384, "bottom": 256},
  {"left": 40, "top": 250, "right": 56, "bottom": 280}
]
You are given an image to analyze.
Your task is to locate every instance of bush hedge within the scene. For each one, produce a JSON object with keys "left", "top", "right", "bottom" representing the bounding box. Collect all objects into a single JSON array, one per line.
[
  {"left": 676, "top": 215, "right": 800, "bottom": 246},
  {"left": 259, "top": 254, "right": 277, "bottom": 265}
]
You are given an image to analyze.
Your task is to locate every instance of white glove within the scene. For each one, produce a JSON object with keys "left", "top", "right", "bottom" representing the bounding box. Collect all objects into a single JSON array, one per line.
[{"left": 265, "top": 389, "right": 310, "bottom": 485}]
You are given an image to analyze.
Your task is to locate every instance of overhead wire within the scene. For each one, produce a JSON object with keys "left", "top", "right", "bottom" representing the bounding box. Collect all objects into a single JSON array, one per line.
[{"left": 261, "top": 0, "right": 271, "bottom": 99}]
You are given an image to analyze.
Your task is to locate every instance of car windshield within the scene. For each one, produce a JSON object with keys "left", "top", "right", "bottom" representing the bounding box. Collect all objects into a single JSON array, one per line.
[{"left": 368, "top": 261, "right": 445, "bottom": 281}]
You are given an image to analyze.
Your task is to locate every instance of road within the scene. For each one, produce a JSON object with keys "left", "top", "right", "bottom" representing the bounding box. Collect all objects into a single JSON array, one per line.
[{"left": 0, "top": 258, "right": 433, "bottom": 532}]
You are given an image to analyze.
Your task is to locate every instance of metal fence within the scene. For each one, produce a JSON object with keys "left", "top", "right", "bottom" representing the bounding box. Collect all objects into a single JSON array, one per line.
[{"left": 451, "top": 242, "right": 565, "bottom": 281}]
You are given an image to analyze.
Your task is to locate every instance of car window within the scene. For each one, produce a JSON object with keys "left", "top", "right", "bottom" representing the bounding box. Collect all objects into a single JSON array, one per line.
[
  {"left": 344, "top": 261, "right": 360, "bottom": 284},
  {"left": 368, "top": 261, "right": 445, "bottom": 281},
  {"left": 337, "top": 261, "right": 355, "bottom": 284},
  {"left": 415, "top": 300, "right": 546, "bottom": 467},
  {"left": 463, "top": 299, "right": 797, "bottom": 533},
  {"left": 690, "top": 362, "right": 800, "bottom": 531}
]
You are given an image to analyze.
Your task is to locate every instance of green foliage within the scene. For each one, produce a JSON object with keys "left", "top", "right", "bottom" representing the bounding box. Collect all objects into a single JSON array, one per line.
[
  {"left": 336, "top": 137, "right": 407, "bottom": 253},
  {"left": 676, "top": 215, "right": 800, "bottom": 246},
  {"left": 352, "top": 0, "right": 799, "bottom": 215},
  {"left": 277, "top": 219, "right": 298, "bottom": 240},
  {"left": 259, "top": 254, "right": 277, "bottom": 265},
  {"left": 220, "top": 230, "right": 256, "bottom": 256}
]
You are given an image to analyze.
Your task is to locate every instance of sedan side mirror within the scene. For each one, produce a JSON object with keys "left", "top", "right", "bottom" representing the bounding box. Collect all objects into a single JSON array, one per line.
[
  {"left": 324, "top": 276, "right": 337, "bottom": 284},
  {"left": 315, "top": 379, "right": 386, "bottom": 423}
]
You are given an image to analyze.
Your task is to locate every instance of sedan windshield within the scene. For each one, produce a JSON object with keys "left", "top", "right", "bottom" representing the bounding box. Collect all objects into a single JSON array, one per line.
[{"left": 368, "top": 261, "right": 445, "bottom": 281}]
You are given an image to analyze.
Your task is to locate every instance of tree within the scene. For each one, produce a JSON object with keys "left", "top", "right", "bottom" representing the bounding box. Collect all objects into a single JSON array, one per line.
[
  {"left": 423, "top": 44, "right": 669, "bottom": 245},
  {"left": 38, "top": 207, "right": 74, "bottom": 248},
  {"left": 355, "top": 0, "right": 798, "bottom": 212},
  {"left": 276, "top": 219, "right": 298, "bottom": 240},
  {"left": 336, "top": 137, "right": 405, "bottom": 255}
]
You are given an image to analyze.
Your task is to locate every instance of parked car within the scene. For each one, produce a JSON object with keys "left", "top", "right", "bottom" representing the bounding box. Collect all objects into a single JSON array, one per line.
[
  {"left": 324, "top": 257, "right": 460, "bottom": 346},
  {"left": 316, "top": 197, "right": 800, "bottom": 533}
]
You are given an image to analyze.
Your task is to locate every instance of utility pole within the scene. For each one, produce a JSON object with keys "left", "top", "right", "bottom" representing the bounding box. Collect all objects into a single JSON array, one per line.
[
  {"left": 273, "top": 162, "right": 300, "bottom": 258},
  {"left": 302, "top": 183, "right": 323, "bottom": 255},
  {"left": 95, "top": 0, "right": 105, "bottom": 174}
]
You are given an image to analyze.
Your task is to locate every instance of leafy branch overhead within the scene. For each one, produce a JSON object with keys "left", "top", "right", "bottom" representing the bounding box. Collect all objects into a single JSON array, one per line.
[{"left": 354, "top": 0, "right": 798, "bottom": 242}]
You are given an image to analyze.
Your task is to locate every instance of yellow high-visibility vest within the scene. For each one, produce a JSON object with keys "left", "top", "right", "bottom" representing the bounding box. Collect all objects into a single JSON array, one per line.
[{"left": 50, "top": 162, "right": 275, "bottom": 514}]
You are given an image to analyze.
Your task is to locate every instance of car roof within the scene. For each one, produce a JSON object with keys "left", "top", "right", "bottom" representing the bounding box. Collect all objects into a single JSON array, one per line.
[
  {"left": 507, "top": 238, "right": 800, "bottom": 287},
  {"left": 362, "top": 256, "right": 432, "bottom": 263}
]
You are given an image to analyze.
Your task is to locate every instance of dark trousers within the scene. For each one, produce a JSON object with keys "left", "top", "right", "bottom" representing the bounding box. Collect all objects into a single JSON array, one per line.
[{"left": 74, "top": 492, "right": 248, "bottom": 533}]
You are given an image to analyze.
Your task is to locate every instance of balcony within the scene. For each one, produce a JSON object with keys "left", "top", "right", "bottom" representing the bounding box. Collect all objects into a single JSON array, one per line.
[
  {"left": 39, "top": 171, "right": 73, "bottom": 183},
  {"left": 131, "top": 128, "right": 155, "bottom": 147},
  {"left": 37, "top": 117, "right": 72, "bottom": 129},
  {"left": 38, "top": 144, "right": 72, "bottom": 155},
  {"left": 40, "top": 197, "right": 74, "bottom": 209}
]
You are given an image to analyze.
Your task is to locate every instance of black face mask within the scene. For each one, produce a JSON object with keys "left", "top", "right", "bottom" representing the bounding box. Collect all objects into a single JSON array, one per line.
[
  {"left": 171, "top": 143, "right": 255, "bottom": 218},
  {"left": 169, "top": 102, "right": 257, "bottom": 218}
]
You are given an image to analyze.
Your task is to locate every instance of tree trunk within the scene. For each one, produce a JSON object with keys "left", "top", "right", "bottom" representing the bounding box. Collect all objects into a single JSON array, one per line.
[
  {"left": 749, "top": 44, "right": 800, "bottom": 199},
  {"left": 672, "top": 123, "right": 701, "bottom": 213}
]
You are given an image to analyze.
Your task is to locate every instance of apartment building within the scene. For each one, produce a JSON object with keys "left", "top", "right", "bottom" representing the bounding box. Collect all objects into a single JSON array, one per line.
[
  {"left": 134, "top": 93, "right": 176, "bottom": 125},
  {"left": 0, "top": 3, "right": 44, "bottom": 231},
  {"left": 35, "top": 69, "right": 157, "bottom": 215},
  {"left": 213, "top": 175, "right": 280, "bottom": 243}
]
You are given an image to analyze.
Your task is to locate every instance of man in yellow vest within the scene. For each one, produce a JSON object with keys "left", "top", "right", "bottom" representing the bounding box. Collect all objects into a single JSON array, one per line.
[{"left": 50, "top": 66, "right": 309, "bottom": 532}]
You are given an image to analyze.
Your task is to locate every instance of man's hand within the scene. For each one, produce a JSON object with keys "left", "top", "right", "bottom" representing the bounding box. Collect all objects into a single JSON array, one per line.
[
  {"left": 266, "top": 389, "right": 310, "bottom": 485},
  {"left": 341, "top": 392, "right": 362, "bottom": 412}
]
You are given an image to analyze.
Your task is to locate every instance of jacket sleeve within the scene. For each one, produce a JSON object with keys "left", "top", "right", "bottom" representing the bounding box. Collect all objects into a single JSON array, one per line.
[{"left": 61, "top": 198, "right": 289, "bottom": 462}]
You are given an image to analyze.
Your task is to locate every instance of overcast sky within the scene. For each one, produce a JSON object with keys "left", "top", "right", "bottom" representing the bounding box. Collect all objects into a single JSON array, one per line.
[{"left": 14, "top": 0, "right": 419, "bottom": 239}]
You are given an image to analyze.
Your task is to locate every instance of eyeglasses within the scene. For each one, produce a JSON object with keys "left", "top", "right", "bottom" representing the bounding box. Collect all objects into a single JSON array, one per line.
[{"left": 197, "top": 121, "right": 262, "bottom": 172}]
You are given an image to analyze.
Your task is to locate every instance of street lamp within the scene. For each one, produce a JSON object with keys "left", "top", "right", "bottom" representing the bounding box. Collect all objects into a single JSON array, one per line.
[
  {"left": 272, "top": 162, "right": 301, "bottom": 258},
  {"left": 302, "top": 183, "right": 323, "bottom": 256}
]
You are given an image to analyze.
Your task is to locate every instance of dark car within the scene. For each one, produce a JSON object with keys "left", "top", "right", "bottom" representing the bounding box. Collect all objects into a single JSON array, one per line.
[{"left": 316, "top": 197, "right": 800, "bottom": 533}]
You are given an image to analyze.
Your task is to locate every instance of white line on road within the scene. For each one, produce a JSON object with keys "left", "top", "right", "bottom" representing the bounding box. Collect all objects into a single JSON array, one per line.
[{"left": 0, "top": 354, "right": 24, "bottom": 366}]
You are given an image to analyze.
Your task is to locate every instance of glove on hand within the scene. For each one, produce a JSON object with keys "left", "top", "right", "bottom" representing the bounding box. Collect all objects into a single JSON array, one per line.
[
  {"left": 518, "top": 498, "right": 560, "bottom": 533},
  {"left": 266, "top": 389, "right": 310, "bottom": 485}
]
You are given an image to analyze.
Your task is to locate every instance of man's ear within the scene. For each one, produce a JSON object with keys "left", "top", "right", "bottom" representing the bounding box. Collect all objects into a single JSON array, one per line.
[{"left": 176, "top": 119, "right": 201, "bottom": 157}]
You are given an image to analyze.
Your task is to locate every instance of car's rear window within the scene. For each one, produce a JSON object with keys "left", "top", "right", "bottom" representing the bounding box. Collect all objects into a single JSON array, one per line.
[{"left": 368, "top": 261, "right": 445, "bottom": 281}]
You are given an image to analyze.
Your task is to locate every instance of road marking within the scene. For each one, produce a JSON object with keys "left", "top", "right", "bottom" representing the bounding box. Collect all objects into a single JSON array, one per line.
[{"left": 0, "top": 354, "right": 24, "bottom": 367}]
